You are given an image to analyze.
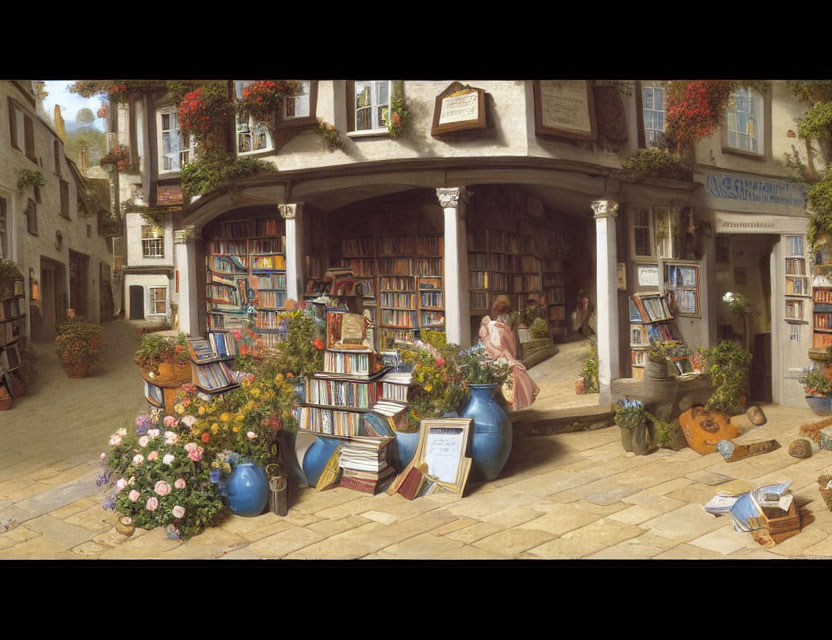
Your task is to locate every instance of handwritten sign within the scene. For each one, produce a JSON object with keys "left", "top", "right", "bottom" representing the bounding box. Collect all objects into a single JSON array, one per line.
[
  {"left": 705, "top": 173, "right": 807, "bottom": 208},
  {"left": 637, "top": 264, "right": 659, "bottom": 287},
  {"left": 537, "top": 80, "right": 593, "bottom": 136},
  {"left": 431, "top": 84, "right": 487, "bottom": 136},
  {"left": 439, "top": 91, "right": 479, "bottom": 125},
  {"left": 424, "top": 426, "right": 465, "bottom": 484}
]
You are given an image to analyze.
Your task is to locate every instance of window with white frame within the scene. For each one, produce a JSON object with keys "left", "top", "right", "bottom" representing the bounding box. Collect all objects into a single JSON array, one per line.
[
  {"left": 642, "top": 85, "right": 665, "bottom": 147},
  {"left": 234, "top": 81, "right": 274, "bottom": 155},
  {"left": 283, "top": 81, "right": 312, "bottom": 119},
  {"left": 630, "top": 207, "right": 654, "bottom": 259},
  {"left": 157, "top": 108, "right": 192, "bottom": 172},
  {"left": 725, "top": 87, "right": 764, "bottom": 155},
  {"left": 0, "top": 197, "right": 9, "bottom": 260},
  {"left": 352, "top": 81, "right": 391, "bottom": 133},
  {"left": 654, "top": 207, "right": 675, "bottom": 258},
  {"left": 149, "top": 287, "right": 167, "bottom": 315},
  {"left": 141, "top": 225, "right": 164, "bottom": 258}
]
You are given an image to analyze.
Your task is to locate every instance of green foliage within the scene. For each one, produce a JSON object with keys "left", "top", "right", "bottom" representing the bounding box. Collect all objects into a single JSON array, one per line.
[
  {"left": 55, "top": 316, "right": 106, "bottom": 366},
  {"left": 0, "top": 259, "right": 22, "bottom": 279},
  {"left": 580, "top": 340, "right": 599, "bottom": 392},
  {"left": 649, "top": 416, "right": 678, "bottom": 448},
  {"left": 272, "top": 311, "right": 324, "bottom": 378},
  {"left": 316, "top": 121, "right": 342, "bottom": 151},
  {"left": 699, "top": 340, "right": 752, "bottom": 413},
  {"left": 788, "top": 81, "right": 832, "bottom": 104},
  {"left": 458, "top": 348, "right": 514, "bottom": 387},
  {"left": 800, "top": 368, "right": 832, "bottom": 397},
  {"left": 387, "top": 95, "right": 410, "bottom": 138},
  {"left": 530, "top": 317, "right": 549, "bottom": 339},
  {"left": 180, "top": 150, "right": 276, "bottom": 200},
  {"left": 646, "top": 341, "right": 670, "bottom": 362},
  {"left": 16, "top": 169, "right": 45, "bottom": 192},
  {"left": 64, "top": 126, "right": 107, "bottom": 168},
  {"left": 133, "top": 333, "right": 188, "bottom": 369},
  {"left": 619, "top": 148, "right": 692, "bottom": 181},
  {"left": 807, "top": 168, "right": 832, "bottom": 247},
  {"left": 400, "top": 343, "right": 467, "bottom": 432},
  {"left": 796, "top": 101, "right": 832, "bottom": 143},
  {"left": 613, "top": 404, "right": 649, "bottom": 429}
]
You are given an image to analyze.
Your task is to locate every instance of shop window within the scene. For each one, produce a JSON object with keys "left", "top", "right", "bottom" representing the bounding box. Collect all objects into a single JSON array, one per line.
[
  {"left": 141, "top": 225, "right": 164, "bottom": 258},
  {"left": 157, "top": 107, "right": 192, "bottom": 173},
  {"left": 725, "top": 87, "right": 764, "bottom": 155},
  {"left": 642, "top": 85, "right": 665, "bottom": 148},
  {"left": 149, "top": 287, "right": 167, "bottom": 315},
  {"left": 0, "top": 197, "right": 8, "bottom": 259},
  {"left": 348, "top": 81, "right": 392, "bottom": 134}
]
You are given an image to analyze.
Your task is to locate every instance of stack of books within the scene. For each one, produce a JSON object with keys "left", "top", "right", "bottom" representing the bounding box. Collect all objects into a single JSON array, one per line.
[{"left": 338, "top": 438, "right": 395, "bottom": 494}]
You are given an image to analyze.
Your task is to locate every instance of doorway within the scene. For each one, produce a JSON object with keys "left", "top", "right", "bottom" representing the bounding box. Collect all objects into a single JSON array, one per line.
[
  {"left": 129, "top": 285, "right": 145, "bottom": 319},
  {"left": 32, "top": 257, "right": 67, "bottom": 341},
  {"left": 715, "top": 234, "right": 775, "bottom": 403},
  {"left": 69, "top": 250, "right": 89, "bottom": 318}
]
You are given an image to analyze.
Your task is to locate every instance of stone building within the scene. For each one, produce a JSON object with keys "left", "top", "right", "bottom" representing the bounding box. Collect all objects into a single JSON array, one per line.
[
  {"left": 104, "top": 79, "right": 819, "bottom": 408},
  {"left": 0, "top": 80, "right": 115, "bottom": 341}
]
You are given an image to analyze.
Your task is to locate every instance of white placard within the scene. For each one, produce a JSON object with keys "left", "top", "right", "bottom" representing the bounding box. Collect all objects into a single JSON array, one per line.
[
  {"left": 539, "top": 80, "right": 592, "bottom": 133},
  {"left": 439, "top": 92, "right": 479, "bottom": 125},
  {"left": 424, "top": 426, "right": 465, "bottom": 484},
  {"left": 637, "top": 265, "right": 659, "bottom": 287}
]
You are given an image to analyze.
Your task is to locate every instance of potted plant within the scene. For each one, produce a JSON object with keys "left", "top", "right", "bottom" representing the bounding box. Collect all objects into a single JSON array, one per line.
[
  {"left": 646, "top": 342, "right": 672, "bottom": 379},
  {"left": 270, "top": 310, "right": 325, "bottom": 399},
  {"left": 458, "top": 346, "right": 514, "bottom": 481},
  {"left": 55, "top": 311, "right": 105, "bottom": 378},
  {"left": 801, "top": 368, "right": 832, "bottom": 416},
  {"left": 699, "top": 340, "right": 753, "bottom": 414},
  {"left": 133, "top": 333, "right": 191, "bottom": 386},
  {"left": 808, "top": 345, "right": 832, "bottom": 383},
  {"left": 614, "top": 399, "right": 655, "bottom": 455}
]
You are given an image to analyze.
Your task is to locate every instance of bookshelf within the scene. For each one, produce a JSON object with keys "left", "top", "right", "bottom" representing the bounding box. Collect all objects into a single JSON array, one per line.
[
  {"left": 784, "top": 235, "right": 809, "bottom": 329},
  {"left": 813, "top": 287, "right": 832, "bottom": 348},
  {"left": 0, "top": 278, "right": 26, "bottom": 405},
  {"left": 205, "top": 217, "right": 287, "bottom": 350},
  {"left": 187, "top": 331, "right": 241, "bottom": 396},
  {"left": 339, "top": 233, "right": 445, "bottom": 347},
  {"left": 629, "top": 291, "right": 694, "bottom": 378},
  {"left": 543, "top": 259, "right": 565, "bottom": 338}
]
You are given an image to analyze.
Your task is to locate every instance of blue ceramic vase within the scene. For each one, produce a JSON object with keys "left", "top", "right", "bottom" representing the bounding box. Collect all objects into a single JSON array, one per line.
[
  {"left": 390, "top": 430, "right": 421, "bottom": 473},
  {"left": 461, "top": 384, "right": 513, "bottom": 481},
  {"left": 302, "top": 436, "right": 341, "bottom": 486},
  {"left": 226, "top": 462, "right": 269, "bottom": 517},
  {"left": 806, "top": 396, "right": 832, "bottom": 416}
]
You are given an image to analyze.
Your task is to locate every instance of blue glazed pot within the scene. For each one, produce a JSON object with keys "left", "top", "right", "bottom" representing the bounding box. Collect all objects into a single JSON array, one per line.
[
  {"left": 806, "top": 396, "right": 832, "bottom": 416},
  {"left": 302, "top": 436, "right": 341, "bottom": 487},
  {"left": 226, "top": 462, "right": 269, "bottom": 517},
  {"left": 390, "top": 430, "right": 421, "bottom": 473},
  {"left": 461, "top": 384, "right": 513, "bottom": 482}
]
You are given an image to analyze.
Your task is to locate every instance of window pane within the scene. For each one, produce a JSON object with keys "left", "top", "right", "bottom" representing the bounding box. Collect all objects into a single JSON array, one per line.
[
  {"left": 162, "top": 114, "right": 170, "bottom": 131},
  {"left": 355, "top": 83, "right": 371, "bottom": 108},
  {"left": 356, "top": 107, "right": 371, "bottom": 131},
  {"left": 378, "top": 106, "right": 388, "bottom": 127},
  {"left": 634, "top": 229, "right": 651, "bottom": 256},
  {"left": 655, "top": 88, "right": 664, "bottom": 109},
  {"left": 643, "top": 88, "right": 653, "bottom": 110},
  {"left": 376, "top": 81, "right": 388, "bottom": 104}
]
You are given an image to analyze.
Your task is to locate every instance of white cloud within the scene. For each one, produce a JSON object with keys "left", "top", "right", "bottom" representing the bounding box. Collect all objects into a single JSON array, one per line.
[{"left": 42, "top": 80, "right": 108, "bottom": 132}]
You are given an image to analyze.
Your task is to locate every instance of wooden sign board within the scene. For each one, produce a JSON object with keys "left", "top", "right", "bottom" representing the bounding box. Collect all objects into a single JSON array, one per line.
[
  {"left": 157, "top": 184, "right": 184, "bottom": 206},
  {"left": 431, "top": 83, "right": 487, "bottom": 136},
  {"left": 533, "top": 80, "right": 597, "bottom": 140}
]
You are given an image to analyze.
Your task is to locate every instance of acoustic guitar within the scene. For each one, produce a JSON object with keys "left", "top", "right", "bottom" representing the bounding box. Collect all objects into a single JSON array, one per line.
[{"left": 678, "top": 405, "right": 740, "bottom": 455}]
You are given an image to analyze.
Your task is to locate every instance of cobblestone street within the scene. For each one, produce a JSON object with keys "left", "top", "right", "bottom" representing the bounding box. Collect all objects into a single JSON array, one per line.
[{"left": 2, "top": 326, "right": 832, "bottom": 561}]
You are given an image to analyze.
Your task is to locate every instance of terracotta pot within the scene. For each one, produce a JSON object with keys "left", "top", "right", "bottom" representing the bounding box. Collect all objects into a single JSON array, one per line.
[
  {"left": 142, "top": 361, "right": 191, "bottom": 387},
  {"left": 62, "top": 357, "right": 91, "bottom": 378}
]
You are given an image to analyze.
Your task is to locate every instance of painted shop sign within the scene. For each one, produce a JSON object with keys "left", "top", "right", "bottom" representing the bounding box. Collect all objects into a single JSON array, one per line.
[
  {"left": 705, "top": 173, "right": 807, "bottom": 208},
  {"left": 715, "top": 211, "right": 808, "bottom": 234},
  {"left": 431, "top": 83, "right": 487, "bottom": 136},
  {"left": 533, "top": 80, "right": 597, "bottom": 140},
  {"left": 157, "top": 184, "right": 184, "bottom": 205}
]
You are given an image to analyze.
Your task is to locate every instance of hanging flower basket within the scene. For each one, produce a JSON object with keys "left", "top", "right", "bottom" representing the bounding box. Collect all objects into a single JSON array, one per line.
[
  {"left": 178, "top": 82, "right": 235, "bottom": 151},
  {"left": 237, "top": 80, "right": 301, "bottom": 129}
]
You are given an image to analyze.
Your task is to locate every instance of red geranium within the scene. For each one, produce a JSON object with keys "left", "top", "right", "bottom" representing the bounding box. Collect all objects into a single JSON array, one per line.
[
  {"left": 201, "top": 433, "right": 211, "bottom": 443},
  {"left": 665, "top": 80, "right": 740, "bottom": 148},
  {"left": 313, "top": 339, "right": 324, "bottom": 350}
]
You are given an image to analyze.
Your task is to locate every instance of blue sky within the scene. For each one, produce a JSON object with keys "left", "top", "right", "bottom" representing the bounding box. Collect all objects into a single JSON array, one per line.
[{"left": 42, "top": 80, "right": 108, "bottom": 131}]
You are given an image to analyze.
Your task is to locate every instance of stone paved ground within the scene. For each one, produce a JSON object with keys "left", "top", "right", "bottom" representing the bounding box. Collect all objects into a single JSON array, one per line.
[{"left": 3, "top": 322, "right": 832, "bottom": 560}]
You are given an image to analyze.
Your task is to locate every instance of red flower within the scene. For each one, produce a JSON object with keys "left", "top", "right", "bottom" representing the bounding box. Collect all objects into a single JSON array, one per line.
[
  {"left": 313, "top": 339, "right": 324, "bottom": 350},
  {"left": 201, "top": 433, "right": 211, "bottom": 443},
  {"left": 435, "top": 357, "right": 445, "bottom": 367}
]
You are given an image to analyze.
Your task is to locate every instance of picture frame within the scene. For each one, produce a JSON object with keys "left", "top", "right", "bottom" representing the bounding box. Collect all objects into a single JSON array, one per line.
[
  {"left": 414, "top": 417, "right": 473, "bottom": 496},
  {"left": 533, "top": 80, "right": 597, "bottom": 140}
]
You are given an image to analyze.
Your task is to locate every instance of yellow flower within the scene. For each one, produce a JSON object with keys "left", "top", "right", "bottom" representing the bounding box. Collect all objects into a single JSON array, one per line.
[
  {"left": 220, "top": 412, "right": 231, "bottom": 423},
  {"left": 274, "top": 373, "right": 284, "bottom": 385},
  {"left": 251, "top": 388, "right": 261, "bottom": 398},
  {"left": 223, "top": 463, "right": 232, "bottom": 474},
  {"left": 425, "top": 384, "right": 433, "bottom": 392},
  {"left": 174, "top": 404, "right": 185, "bottom": 415},
  {"left": 211, "top": 423, "right": 219, "bottom": 434},
  {"left": 198, "top": 406, "right": 206, "bottom": 415},
  {"left": 233, "top": 426, "right": 239, "bottom": 433}
]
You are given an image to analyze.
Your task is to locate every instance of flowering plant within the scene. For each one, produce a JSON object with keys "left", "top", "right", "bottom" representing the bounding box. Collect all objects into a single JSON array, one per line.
[
  {"left": 801, "top": 368, "right": 832, "bottom": 397},
  {"left": 178, "top": 82, "right": 234, "bottom": 151},
  {"left": 271, "top": 310, "right": 324, "bottom": 378},
  {"left": 101, "top": 411, "right": 226, "bottom": 540},
  {"left": 237, "top": 80, "right": 301, "bottom": 127},
  {"left": 387, "top": 96, "right": 409, "bottom": 139},
  {"left": 613, "top": 399, "right": 649, "bottom": 429},
  {"left": 133, "top": 332, "right": 189, "bottom": 370},
  {"left": 316, "top": 120, "right": 342, "bottom": 151},
  {"left": 458, "top": 345, "right": 513, "bottom": 387},
  {"left": 665, "top": 80, "right": 739, "bottom": 150},
  {"left": 722, "top": 291, "right": 751, "bottom": 317},
  {"left": 55, "top": 313, "right": 105, "bottom": 366},
  {"left": 99, "top": 144, "right": 130, "bottom": 172},
  {"left": 107, "top": 83, "right": 129, "bottom": 103}
]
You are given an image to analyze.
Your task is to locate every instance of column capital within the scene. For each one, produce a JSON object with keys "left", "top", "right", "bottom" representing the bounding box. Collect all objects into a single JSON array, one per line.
[
  {"left": 278, "top": 203, "right": 304, "bottom": 220},
  {"left": 174, "top": 225, "right": 196, "bottom": 244},
  {"left": 591, "top": 198, "right": 619, "bottom": 219},
  {"left": 436, "top": 187, "right": 471, "bottom": 209}
]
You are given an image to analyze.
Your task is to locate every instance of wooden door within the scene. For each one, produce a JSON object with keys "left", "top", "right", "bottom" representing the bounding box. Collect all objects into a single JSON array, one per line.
[{"left": 129, "top": 285, "right": 144, "bottom": 319}]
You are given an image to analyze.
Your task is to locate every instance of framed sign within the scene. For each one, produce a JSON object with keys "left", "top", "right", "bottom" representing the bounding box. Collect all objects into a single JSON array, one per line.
[
  {"left": 414, "top": 418, "right": 473, "bottom": 496},
  {"left": 533, "top": 80, "right": 597, "bottom": 140},
  {"left": 636, "top": 263, "right": 659, "bottom": 287},
  {"left": 431, "top": 83, "right": 487, "bottom": 136},
  {"left": 157, "top": 183, "right": 184, "bottom": 205}
]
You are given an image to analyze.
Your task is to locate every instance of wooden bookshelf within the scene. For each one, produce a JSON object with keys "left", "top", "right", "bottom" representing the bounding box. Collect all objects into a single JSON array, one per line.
[
  {"left": 187, "top": 332, "right": 241, "bottom": 396},
  {"left": 205, "top": 216, "right": 287, "bottom": 349},
  {"left": 0, "top": 279, "right": 26, "bottom": 405},
  {"left": 814, "top": 287, "right": 832, "bottom": 348}
]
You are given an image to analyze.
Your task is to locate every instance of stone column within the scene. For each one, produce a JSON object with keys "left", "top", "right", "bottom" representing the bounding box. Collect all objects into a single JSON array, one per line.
[
  {"left": 591, "top": 198, "right": 620, "bottom": 405},
  {"left": 278, "top": 203, "right": 304, "bottom": 303},
  {"left": 436, "top": 187, "right": 471, "bottom": 347},
  {"left": 174, "top": 225, "right": 199, "bottom": 336}
]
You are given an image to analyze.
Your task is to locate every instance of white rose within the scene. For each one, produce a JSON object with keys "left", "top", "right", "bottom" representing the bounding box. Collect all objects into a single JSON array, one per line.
[
  {"left": 164, "top": 431, "right": 179, "bottom": 445},
  {"left": 180, "top": 415, "right": 197, "bottom": 428},
  {"left": 171, "top": 505, "right": 186, "bottom": 519},
  {"left": 115, "top": 478, "right": 128, "bottom": 492},
  {"left": 163, "top": 453, "right": 176, "bottom": 466},
  {"left": 116, "top": 427, "right": 128, "bottom": 438},
  {"left": 132, "top": 454, "right": 144, "bottom": 466},
  {"left": 246, "top": 431, "right": 257, "bottom": 440},
  {"left": 109, "top": 435, "right": 123, "bottom": 447},
  {"left": 138, "top": 435, "right": 149, "bottom": 448},
  {"left": 147, "top": 429, "right": 160, "bottom": 439}
]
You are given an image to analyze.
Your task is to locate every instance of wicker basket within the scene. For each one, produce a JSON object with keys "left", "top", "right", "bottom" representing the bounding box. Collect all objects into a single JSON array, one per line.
[{"left": 819, "top": 475, "right": 832, "bottom": 512}]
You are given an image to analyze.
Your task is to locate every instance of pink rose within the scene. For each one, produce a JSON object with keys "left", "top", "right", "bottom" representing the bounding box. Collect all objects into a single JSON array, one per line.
[
  {"left": 174, "top": 478, "right": 186, "bottom": 490},
  {"left": 147, "top": 451, "right": 159, "bottom": 462},
  {"left": 180, "top": 415, "right": 197, "bottom": 428},
  {"left": 147, "top": 429, "right": 160, "bottom": 439},
  {"left": 128, "top": 490, "right": 140, "bottom": 502},
  {"left": 247, "top": 431, "right": 257, "bottom": 440},
  {"left": 146, "top": 497, "right": 159, "bottom": 511},
  {"left": 132, "top": 454, "right": 144, "bottom": 466},
  {"left": 186, "top": 445, "right": 204, "bottom": 462},
  {"left": 163, "top": 453, "right": 175, "bottom": 466},
  {"left": 154, "top": 481, "right": 171, "bottom": 497},
  {"left": 164, "top": 431, "right": 179, "bottom": 445},
  {"left": 128, "top": 476, "right": 136, "bottom": 485},
  {"left": 163, "top": 416, "right": 177, "bottom": 428},
  {"left": 138, "top": 435, "right": 149, "bottom": 448},
  {"left": 115, "top": 478, "right": 128, "bottom": 492},
  {"left": 100, "top": 452, "right": 107, "bottom": 460},
  {"left": 109, "top": 434, "right": 123, "bottom": 447},
  {"left": 171, "top": 505, "right": 186, "bottom": 519},
  {"left": 184, "top": 442, "right": 196, "bottom": 452}
]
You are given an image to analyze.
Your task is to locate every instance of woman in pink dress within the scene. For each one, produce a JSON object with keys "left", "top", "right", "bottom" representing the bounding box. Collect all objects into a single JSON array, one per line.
[{"left": 478, "top": 296, "right": 540, "bottom": 411}]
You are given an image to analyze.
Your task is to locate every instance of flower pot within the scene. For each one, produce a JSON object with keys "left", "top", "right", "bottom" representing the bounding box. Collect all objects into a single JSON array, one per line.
[
  {"left": 277, "top": 428, "right": 308, "bottom": 489},
  {"left": 618, "top": 419, "right": 655, "bottom": 455},
  {"left": 806, "top": 396, "right": 832, "bottom": 417},
  {"left": 226, "top": 462, "right": 269, "bottom": 517},
  {"left": 460, "top": 384, "right": 512, "bottom": 482},
  {"left": 390, "top": 430, "right": 421, "bottom": 473},
  {"left": 646, "top": 358, "right": 671, "bottom": 379},
  {"left": 619, "top": 425, "right": 634, "bottom": 452},
  {"left": 61, "top": 357, "right": 91, "bottom": 378},
  {"left": 302, "top": 436, "right": 341, "bottom": 487}
]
